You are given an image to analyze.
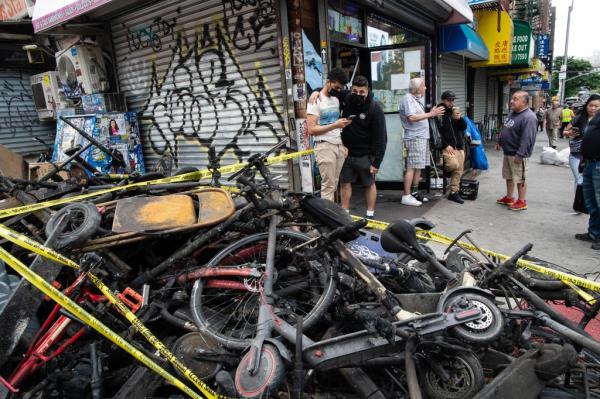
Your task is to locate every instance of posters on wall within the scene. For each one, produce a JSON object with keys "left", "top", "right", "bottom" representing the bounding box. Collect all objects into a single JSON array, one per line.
[
  {"left": 371, "top": 47, "right": 424, "bottom": 113},
  {"left": 302, "top": 30, "right": 323, "bottom": 93},
  {"left": 52, "top": 112, "right": 145, "bottom": 175}
]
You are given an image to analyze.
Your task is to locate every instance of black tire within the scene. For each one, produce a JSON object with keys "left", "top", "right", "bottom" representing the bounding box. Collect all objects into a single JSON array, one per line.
[
  {"left": 421, "top": 351, "right": 484, "bottom": 399},
  {"left": 45, "top": 202, "right": 101, "bottom": 248},
  {"left": 190, "top": 230, "right": 336, "bottom": 349},
  {"left": 444, "top": 293, "right": 504, "bottom": 345},
  {"left": 403, "top": 270, "right": 437, "bottom": 293},
  {"left": 444, "top": 249, "right": 475, "bottom": 274}
]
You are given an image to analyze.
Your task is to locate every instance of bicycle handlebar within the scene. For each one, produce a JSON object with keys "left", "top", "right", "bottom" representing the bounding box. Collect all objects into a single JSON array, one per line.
[
  {"left": 227, "top": 139, "right": 288, "bottom": 182},
  {"left": 501, "top": 243, "right": 533, "bottom": 269}
]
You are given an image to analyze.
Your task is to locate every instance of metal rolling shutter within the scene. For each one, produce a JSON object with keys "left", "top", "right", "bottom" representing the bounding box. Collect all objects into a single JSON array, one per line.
[
  {"left": 439, "top": 54, "right": 466, "bottom": 111},
  {"left": 472, "top": 68, "right": 487, "bottom": 124},
  {"left": 111, "top": 0, "right": 289, "bottom": 184},
  {"left": 487, "top": 78, "right": 498, "bottom": 120},
  {"left": 0, "top": 69, "right": 55, "bottom": 156}
]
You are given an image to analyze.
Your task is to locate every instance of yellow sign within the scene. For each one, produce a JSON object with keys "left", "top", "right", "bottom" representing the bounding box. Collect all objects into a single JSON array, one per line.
[{"left": 470, "top": 10, "right": 514, "bottom": 67}]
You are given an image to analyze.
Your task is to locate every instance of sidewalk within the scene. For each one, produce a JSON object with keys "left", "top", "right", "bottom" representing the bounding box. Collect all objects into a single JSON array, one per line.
[{"left": 349, "top": 133, "right": 599, "bottom": 275}]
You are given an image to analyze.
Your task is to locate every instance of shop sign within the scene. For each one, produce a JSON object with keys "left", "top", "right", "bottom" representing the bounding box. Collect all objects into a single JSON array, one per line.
[
  {"left": 511, "top": 20, "right": 532, "bottom": 65},
  {"left": 521, "top": 82, "right": 549, "bottom": 91},
  {"left": 470, "top": 10, "right": 514, "bottom": 67},
  {"left": 535, "top": 34, "right": 550, "bottom": 59},
  {"left": 32, "top": 0, "right": 112, "bottom": 33},
  {"left": 0, "top": 0, "right": 28, "bottom": 21}
]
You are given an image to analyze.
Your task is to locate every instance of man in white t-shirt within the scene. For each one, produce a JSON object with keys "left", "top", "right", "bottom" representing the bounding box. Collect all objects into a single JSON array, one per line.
[{"left": 307, "top": 68, "right": 352, "bottom": 201}]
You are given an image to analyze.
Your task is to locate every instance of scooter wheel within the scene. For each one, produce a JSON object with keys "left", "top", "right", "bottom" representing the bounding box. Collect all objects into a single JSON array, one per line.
[
  {"left": 45, "top": 202, "right": 101, "bottom": 248},
  {"left": 444, "top": 293, "right": 504, "bottom": 345},
  {"left": 235, "top": 344, "right": 285, "bottom": 399},
  {"left": 421, "top": 351, "right": 484, "bottom": 399}
]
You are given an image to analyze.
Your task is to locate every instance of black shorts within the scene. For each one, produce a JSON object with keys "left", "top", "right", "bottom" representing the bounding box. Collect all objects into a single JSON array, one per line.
[{"left": 340, "top": 155, "right": 375, "bottom": 187}]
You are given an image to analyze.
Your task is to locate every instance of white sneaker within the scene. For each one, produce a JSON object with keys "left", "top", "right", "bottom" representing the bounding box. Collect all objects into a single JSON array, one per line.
[{"left": 401, "top": 195, "right": 422, "bottom": 206}]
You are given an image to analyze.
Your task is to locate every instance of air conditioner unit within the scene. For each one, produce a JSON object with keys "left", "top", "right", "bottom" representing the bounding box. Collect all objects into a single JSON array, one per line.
[
  {"left": 56, "top": 44, "right": 109, "bottom": 98},
  {"left": 30, "top": 71, "right": 70, "bottom": 121}
]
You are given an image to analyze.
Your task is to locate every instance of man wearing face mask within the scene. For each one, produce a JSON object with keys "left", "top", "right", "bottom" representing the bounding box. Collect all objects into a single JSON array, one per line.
[
  {"left": 339, "top": 75, "right": 387, "bottom": 219},
  {"left": 307, "top": 67, "right": 352, "bottom": 202}
]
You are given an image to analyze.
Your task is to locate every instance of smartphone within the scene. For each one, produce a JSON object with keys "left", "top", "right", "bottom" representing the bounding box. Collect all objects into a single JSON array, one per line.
[{"left": 347, "top": 115, "right": 357, "bottom": 120}]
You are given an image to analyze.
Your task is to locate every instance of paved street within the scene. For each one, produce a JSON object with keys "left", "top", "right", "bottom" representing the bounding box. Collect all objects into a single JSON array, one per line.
[{"left": 349, "top": 133, "right": 600, "bottom": 275}]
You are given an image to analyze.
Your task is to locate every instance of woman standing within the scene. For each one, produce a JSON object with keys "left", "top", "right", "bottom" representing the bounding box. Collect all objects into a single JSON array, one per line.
[
  {"left": 564, "top": 94, "right": 600, "bottom": 191},
  {"left": 575, "top": 102, "right": 600, "bottom": 251}
]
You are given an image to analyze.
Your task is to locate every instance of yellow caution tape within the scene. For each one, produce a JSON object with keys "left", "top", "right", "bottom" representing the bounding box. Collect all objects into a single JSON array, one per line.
[
  {"left": 351, "top": 215, "right": 600, "bottom": 295},
  {"left": 0, "top": 149, "right": 313, "bottom": 220},
  {"left": 0, "top": 223, "right": 231, "bottom": 399},
  {"left": 0, "top": 246, "right": 212, "bottom": 399}
]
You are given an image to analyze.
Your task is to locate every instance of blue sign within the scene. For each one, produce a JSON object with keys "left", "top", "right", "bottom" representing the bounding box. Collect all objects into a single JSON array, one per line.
[{"left": 535, "top": 34, "right": 550, "bottom": 59}]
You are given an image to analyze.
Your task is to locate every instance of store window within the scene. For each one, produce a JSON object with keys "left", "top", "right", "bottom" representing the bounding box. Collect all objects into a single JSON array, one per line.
[
  {"left": 370, "top": 46, "right": 425, "bottom": 113},
  {"left": 327, "top": 0, "right": 365, "bottom": 45},
  {"left": 367, "top": 16, "right": 426, "bottom": 48}
]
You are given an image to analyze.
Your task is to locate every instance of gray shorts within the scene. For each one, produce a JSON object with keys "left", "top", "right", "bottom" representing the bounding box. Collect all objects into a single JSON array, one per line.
[
  {"left": 340, "top": 155, "right": 375, "bottom": 187},
  {"left": 404, "top": 138, "right": 429, "bottom": 169}
]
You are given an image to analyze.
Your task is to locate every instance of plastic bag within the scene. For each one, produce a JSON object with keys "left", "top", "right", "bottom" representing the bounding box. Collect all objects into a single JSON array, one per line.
[
  {"left": 540, "top": 146, "right": 565, "bottom": 166},
  {"left": 464, "top": 117, "right": 489, "bottom": 171},
  {"left": 557, "top": 147, "right": 570, "bottom": 164}
]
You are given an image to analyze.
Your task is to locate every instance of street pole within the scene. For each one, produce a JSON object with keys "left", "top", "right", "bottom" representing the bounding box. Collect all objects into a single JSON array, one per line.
[{"left": 559, "top": 0, "right": 574, "bottom": 104}]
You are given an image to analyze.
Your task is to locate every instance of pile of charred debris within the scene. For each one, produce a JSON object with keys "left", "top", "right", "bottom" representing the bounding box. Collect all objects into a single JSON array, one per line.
[{"left": 0, "top": 141, "right": 599, "bottom": 399}]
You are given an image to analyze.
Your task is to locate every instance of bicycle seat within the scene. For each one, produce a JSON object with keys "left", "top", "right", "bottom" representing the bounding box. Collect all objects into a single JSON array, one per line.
[{"left": 380, "top": 220, "right": 429, "bottom": 262}]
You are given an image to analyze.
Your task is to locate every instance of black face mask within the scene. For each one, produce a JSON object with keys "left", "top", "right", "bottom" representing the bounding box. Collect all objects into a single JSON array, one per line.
[
  {"left": 350, "top": 92, "right": 367, "bottom": 106},
  {"left": 329, "top": 88, "right": 341, "bottom": 97}
]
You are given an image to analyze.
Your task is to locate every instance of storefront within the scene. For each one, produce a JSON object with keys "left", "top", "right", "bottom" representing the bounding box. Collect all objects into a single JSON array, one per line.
[
  {"left": 28, "top": 0, "right": 473, "bottom": 189},
  {"left": 318, "top": 0, "right": 473, "bottom": 184},
  {"left": 438, "top": 23, "right": 489, "bottom": 116},
  {"left": 468, "top": 7, "right": 514, "bottom": 139},
  {"left": 31, "top": 0, "right": 292, "bottom": 186}
]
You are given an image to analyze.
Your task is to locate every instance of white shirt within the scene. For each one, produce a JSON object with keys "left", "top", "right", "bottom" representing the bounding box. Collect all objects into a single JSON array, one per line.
[
  {"left": 399, "top": 94, "right": 429, "bottom": 140},
  {"left": 306, "top": 93, "right": 343, "bottom": 144}
]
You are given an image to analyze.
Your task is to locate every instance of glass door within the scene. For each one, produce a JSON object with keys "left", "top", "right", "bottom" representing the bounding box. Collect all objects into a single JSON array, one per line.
[{"left": 369, "top": 43, "right": 428, "bottom": 182}]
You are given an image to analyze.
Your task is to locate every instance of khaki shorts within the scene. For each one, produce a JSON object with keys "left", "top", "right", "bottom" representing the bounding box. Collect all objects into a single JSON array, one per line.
[{"left": 502, "top": 155, "right": 528, "bottom": 183}]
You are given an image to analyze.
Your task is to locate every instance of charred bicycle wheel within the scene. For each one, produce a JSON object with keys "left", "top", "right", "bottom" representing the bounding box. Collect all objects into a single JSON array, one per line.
[{"left": 190, "top": 230, "right": 336, "bottom": 349}]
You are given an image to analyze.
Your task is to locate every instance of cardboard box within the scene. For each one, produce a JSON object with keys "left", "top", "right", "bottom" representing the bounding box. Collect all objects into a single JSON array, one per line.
[
  {"left": 28, "top": 162, "right": 69, "bottom": 181},
  {"left": 0, "top": 144, "right": 27, "bottom": 179}
]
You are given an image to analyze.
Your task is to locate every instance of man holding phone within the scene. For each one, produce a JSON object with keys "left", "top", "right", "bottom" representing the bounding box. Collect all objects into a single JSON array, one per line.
[
  {"left": 339, "top": 75, "right": 387, "bottom": 218},
  {"left": 307, "top": 68, "right": 352, "bottom": 202}
]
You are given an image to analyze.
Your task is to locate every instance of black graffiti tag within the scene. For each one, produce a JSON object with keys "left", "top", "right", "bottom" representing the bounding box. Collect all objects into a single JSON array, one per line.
[
  {"left": 223, "top": 0, "right": 276, "bottom": 54},
  {"left": 141, "top": 21, "right": 285, "bottom": 166},
  {"left": 125, "top": 14, "right": 178, "bottom": 53},
  {"left": 0, "top": 76, "right": 39, "bottom": 135}
]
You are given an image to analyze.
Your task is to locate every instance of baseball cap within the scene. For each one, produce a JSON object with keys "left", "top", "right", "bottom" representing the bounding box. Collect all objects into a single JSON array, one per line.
[{"left": 441, "top": 91, "right": 456, "bottom": 100}]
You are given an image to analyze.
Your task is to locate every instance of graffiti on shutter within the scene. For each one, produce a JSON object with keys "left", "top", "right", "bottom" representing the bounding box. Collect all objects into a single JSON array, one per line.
[{"left": 115, "top": 0, "right": 285, "bottom": 168}]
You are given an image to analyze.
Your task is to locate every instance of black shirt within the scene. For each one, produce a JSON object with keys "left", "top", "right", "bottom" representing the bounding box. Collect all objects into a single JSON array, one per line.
[
  {"left": 582, "top": 112, "right": 600, "bottom": 161},
  {"left": 436, "top": 103, "right": 467, "bottom": 150},
  {"left": 340, "top": 92, "right": 388, "bottom": 168}
]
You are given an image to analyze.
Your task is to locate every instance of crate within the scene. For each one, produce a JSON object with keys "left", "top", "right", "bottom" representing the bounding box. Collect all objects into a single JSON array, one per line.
[{"left": 459, "top": 179, "right": 479, "bottom": 200}]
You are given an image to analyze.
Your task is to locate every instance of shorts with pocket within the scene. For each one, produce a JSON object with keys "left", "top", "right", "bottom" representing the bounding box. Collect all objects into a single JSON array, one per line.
[
  {"left": 502, "top": 155, "right": 528, "bottom": 183},
  {"left": 340, "top": 154, "right": 375, "bottom": 187}
]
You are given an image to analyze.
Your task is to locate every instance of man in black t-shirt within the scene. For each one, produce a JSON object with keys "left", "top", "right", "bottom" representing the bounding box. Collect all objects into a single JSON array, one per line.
[{"left": 339, "top": 76, "right": 387, "bottom": 219}]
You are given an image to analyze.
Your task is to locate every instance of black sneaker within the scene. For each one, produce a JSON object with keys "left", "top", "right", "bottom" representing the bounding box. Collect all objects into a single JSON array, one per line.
[
  {"left": 448, "top": 192, "right": 464, "bottom": 204},
  {"left": 412, "top": 192, "right": 430, "bottom": 203},
  {"left": 593, "top": 242, "right": 600, "bottom": 250},
  {"left": 575, "top": 233, "right": 597, "bottom": 242}
]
